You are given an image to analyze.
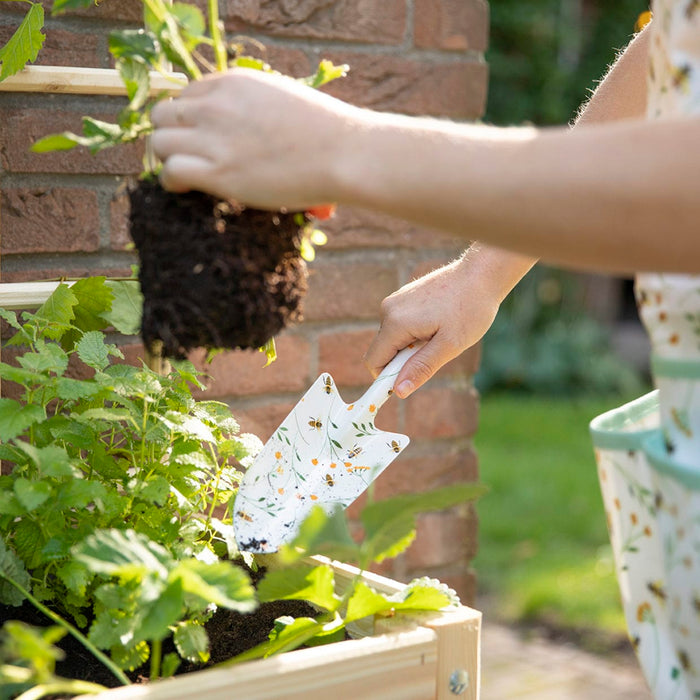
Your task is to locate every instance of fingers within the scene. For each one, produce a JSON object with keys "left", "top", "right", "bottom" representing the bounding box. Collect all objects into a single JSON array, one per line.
[
  {"left": 159, "top": 153, "right": 218, "bottom": 194},
  {"left": 365, "top": 330, "right": 462, "bottom": 399}
]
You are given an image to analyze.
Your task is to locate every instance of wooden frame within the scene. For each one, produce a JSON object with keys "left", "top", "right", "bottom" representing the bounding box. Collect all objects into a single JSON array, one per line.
[{"left": 0, "top": 67, "right": 482, "bottom": 699}]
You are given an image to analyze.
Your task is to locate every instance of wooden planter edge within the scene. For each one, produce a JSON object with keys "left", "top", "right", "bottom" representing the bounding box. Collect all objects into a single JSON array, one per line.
[{"left": 93, "top": 557, "right": 481, "bottom": 700}]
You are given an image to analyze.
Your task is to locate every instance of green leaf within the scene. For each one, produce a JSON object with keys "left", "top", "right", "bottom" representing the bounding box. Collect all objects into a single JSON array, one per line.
[
  {"left": 0, "top": 3, "right": 45, "bottom": 82},
  {"left": 118, "top": 57, "right": 151, "bottom": 111},
  {"left": 14, "top": 443, "right": 74, "bottom": 478},
  {"left": 56, "top": 377, "right": 103, "bottom": 401},
  {"left": 231, "top": 56, "right": 270, "bottom": 71},
  {"left": 60, "top": 277, "right": 113, "bottom": 349},
  {"left": 76, "top": 330, "right": 110, "bottom": 370},
  {"left": 74, "top": 529, "right": 172, "bottom": 580},
  {"left": 257, "top": 564, "right": 338, "bottom": 612},
  {"left": 299, "top": 59, "right": 349, "bottom": 89},
  {"left": 0, "top": 308, "right": 21, "bottom": 331},
  {"left": 176, "top": 559, "right": 256, "bottom": 612},
  {"left": 17, "top": 342, "right": 69, "bottom": 376},
  {"left": 103, "top": 280, "right": 142, "bottom": 335},
  {"left": 31, "top": 132, "right": 82, "bottom": 153},
  {"left": 173, "top": 620, "right": 210, "bottom": 664},
  {"left": 12, "top": 518, "right": 45, "bottom": 569},
  {"left": 345, "top": 581, "right": 394, "bottom": 622},
  {"left": 281, "top": 506, "right": 360, "bottom": 564},
  {"left": 56, "top": 560, "right": 92, "bottom": 597},
  {"left": 89, "top": 608, "right": 135, "bottom": 650},
  {"left": 171, "top": 3, "right": 206, "bottom": 42},
  {"left": 137, "top": 577, "right": 184, "bottom": 642},
  {"left": 111, "top": 640, "right": 149, "bottom": 672},
  {"left": 138, "top": 475, "right": 171, "bottom": 506},
  {"left": 0, "top": 362, "right": 43, "bottom": 388},
  {"left": 361, "top": 483, "right": 488, "bottom": 563},
  {"left": 0, "top": 399, "right": 45, "bottom": 441},
  {"left": 108, "top": 29, "right": 160, "bottom": 64},
  {"left": 14, "top": 478, "right": 52, "bottom": 511},
  {"left": 35, "top": 283, "right": 77, "bottom": 328},
  {"left": 0, "top": 538, "right": 31, "bottom": 606},
  {"left": 393, "top": 578, "right": 460, "bottom": 610},
  {"left": 52, "top": 0, "right": 99, "bottom": 14},
  {"left": 230, "top": 616, "right": 337, "bottom": 664}
]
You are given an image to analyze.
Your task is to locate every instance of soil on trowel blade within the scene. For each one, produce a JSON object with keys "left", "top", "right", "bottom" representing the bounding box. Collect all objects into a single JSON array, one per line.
[{"left": 129, "top": 180, "right": 308, "bottom": 358}]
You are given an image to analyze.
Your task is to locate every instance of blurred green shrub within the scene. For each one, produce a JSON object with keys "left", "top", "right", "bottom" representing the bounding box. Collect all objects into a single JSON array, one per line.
[
  {"left": 486, "top": 0, "right": 650, "bottom": 126},
  {"left": 475, "top": 267, "right": 645, "bottom": 396},
  {"left": 479, "top": 3, "right": 650, "bottom": 395}
]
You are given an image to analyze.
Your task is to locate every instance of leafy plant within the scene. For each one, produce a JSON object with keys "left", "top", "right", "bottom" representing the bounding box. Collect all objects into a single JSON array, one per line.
[{"left": 0, "top": 277, "right": 487, "bottom": 697}]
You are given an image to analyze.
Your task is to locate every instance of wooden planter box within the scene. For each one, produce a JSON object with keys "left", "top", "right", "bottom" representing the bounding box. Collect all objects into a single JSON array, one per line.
[{"left": 97, "top": 558, "right": 481, "bottom": 700}]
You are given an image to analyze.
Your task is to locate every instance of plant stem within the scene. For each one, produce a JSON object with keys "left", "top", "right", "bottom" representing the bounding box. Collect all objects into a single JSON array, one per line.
[
  {"left": 15, "top": 679, "right": 108, "bottom": 700},
  {"left": 150, "top": 638, "right": 162, "bottom": 681},
  {"left": 142, "top": 0, "right": 202, "bottom": 80},
  {"left": 208, "top": 0, "right": 228, "bottom": 73},
  {"left": 0, "top": 575, "right": 130, "bottom": 686}
]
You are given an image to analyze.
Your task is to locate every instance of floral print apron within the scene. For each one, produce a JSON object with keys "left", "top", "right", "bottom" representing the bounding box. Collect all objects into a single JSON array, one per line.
[{"left": 590, "top": 3, "right": 700, "bottom": 697}]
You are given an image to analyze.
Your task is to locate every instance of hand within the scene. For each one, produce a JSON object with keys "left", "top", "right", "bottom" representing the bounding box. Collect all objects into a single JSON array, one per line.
[
  {"left": 363, "top": 254, "right": 505, "bottom": 398},
  {"left": 150, "top": 68, "right": 357, "bottom": 209}
]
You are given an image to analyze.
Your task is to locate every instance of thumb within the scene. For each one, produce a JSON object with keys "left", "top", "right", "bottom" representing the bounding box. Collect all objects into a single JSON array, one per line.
[{"left": 393, "top": 340, "right": 453, "bottom": 399}]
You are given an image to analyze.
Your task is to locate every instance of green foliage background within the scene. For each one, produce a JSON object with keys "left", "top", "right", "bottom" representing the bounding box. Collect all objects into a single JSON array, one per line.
[
  {"left": 486, "top": 0, "right": 650, "bottom": 127},
  {"left": 477, "top": 2, "right": 651, "bottom": 396}
]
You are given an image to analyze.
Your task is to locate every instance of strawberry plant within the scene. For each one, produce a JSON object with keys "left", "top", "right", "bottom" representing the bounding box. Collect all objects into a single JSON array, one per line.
[{"left": 26, "top": 0, "right": 344, "bottom": 363}]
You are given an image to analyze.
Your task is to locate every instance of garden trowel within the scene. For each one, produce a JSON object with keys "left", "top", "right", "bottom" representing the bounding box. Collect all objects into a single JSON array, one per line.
[{"left": 233, "top": 344, "right": 421, "bottom": 553}]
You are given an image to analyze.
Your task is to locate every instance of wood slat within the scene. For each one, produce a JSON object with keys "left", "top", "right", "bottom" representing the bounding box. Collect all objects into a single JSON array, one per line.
[
  {"left": 0, "top": 65, "right": 186, "bottom": 96},
  {"left": 97, "top": 627, "right": 439, "bottom": 700},
  {"left": 0, "top": 281, "right": 75, "bottom": 309}
]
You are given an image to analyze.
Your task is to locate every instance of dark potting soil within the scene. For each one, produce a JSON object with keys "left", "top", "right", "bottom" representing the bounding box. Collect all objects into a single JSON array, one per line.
[
  {"left": 0, "top": 571, "right": 317, "bottom": 690},
  {"left": 129, "top": 180, "right": 308, "bottom": 358}
]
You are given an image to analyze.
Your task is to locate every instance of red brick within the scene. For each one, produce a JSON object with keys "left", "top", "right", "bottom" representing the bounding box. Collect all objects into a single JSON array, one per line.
[
  {"left": 303, "top": 259, "right": 399, "bottom": 322},
  {"left": 371, "top": 447, "right": 479, "bottom": 500},
  {"left": 110, "top": 188, "right": 131, "bottom": 251},
  {"left": 414, "top": 0, "right": 489, "bottom": 53},
  {"left": 189, "top": 333, "right": 312, "bottom": 398},
  {"left": 405, "top": 385, "right": 478, "bottom": 439},
  {"left": 0, "top": 27, "right": 100, "bottom": 69},
  {"left": 322, "top": 52, "right": 488, "bottom": 119},
  {"left": 405, "top": 508, "right": 476, "bottom": 569},
  {"left": 0, "top": 107, "right": 144, "bottom": 175},
  {"left": 225, "top": 1, "right": 406, "bottom": 45},
  {"left": 42, "top": 0, "right": 148, "bottom": 22},
  {"left": 231, "top": 399, "right": 299, "bottom": 442},
  {"left": 0, "top": 266, "right": 135, "bottom": 283},
  {"left": 318, "top": 329, "right": 377, "bottom": 387},
  {"left": 2, "top": 187, "right": 99, "bottom": 254},
  {"left": 321, "top": 206, "right": 464, "bottom": 252}
]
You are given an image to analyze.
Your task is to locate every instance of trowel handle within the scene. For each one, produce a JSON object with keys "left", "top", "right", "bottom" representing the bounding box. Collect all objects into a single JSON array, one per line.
[{"left": 357, "top": 343, "right": 423, "bottom": 414}]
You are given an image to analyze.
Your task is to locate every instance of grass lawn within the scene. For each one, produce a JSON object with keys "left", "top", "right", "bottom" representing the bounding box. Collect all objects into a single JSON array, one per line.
[{"left": 472, "top": 390, "right": 649, "bottom": 649}]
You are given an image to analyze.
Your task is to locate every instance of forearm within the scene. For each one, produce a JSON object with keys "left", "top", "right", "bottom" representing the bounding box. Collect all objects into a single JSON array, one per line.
[
  {"left": 332, "top": 24, "right": 694, "bottom": 276},
  {"left": 333, "top": 113, "right": 697, "bottom": 275}
]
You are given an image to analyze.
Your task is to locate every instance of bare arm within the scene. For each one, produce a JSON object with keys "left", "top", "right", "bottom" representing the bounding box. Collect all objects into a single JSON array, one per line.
[
  {"left": 152, "top": 25, "right": 676, "bottom": 277},
  {"left": 362, "top": 25, "right": 653, "bottom": 391},
  {"left": 333, "top": 26, "right": 684, "bottom": 277}
]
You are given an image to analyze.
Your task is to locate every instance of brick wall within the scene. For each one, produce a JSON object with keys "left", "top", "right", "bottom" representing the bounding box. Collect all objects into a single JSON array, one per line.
[{"left": 0, "top": 0, "right": 488, "bottom": 604}]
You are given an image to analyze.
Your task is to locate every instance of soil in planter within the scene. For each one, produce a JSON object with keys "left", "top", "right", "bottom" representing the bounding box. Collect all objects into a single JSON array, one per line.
[
  {"left": 129, "top": 180, "right": 308, "bottom": 358},
  {"left": 0, "top": 577, "right": 317, "bottom": 690}
]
